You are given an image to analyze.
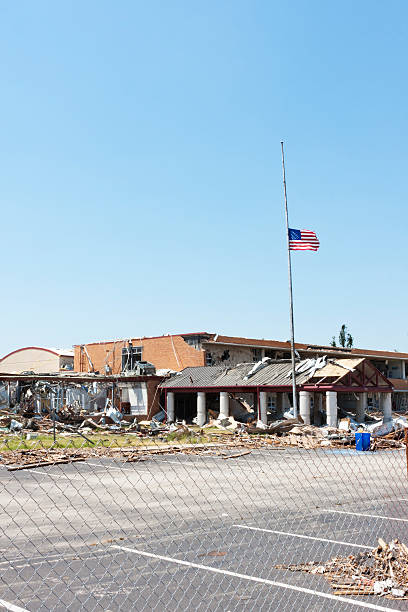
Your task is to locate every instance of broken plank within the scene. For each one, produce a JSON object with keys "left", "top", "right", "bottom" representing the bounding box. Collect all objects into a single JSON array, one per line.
[
  {"left": 222, "top": 450, "right": 252, "bottom": 460},
  {"left": 7, "top": 457, "right": 86, "bottom": 471}
]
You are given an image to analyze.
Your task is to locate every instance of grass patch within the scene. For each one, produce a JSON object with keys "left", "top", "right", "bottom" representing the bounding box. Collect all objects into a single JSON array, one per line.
[
  {"left": 0, "top": 433, "right": 173, "bottom": 453},
  {"left": 0, "top": 426, "right": 237, "bottom": 454},
  {"left": 166, "top": 431, "right": 206, "bottom": 445}
]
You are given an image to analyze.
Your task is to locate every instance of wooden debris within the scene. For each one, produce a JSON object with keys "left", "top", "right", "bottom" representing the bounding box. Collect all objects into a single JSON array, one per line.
[
  {"left": 8, "top": 457, "right": 85, "bottom": 471},
  {"left": 275, "top": 539, "right": 408, "bottom": 600},
  {"left": 221, "top": 450, "right": 252, "bottom": 459}
]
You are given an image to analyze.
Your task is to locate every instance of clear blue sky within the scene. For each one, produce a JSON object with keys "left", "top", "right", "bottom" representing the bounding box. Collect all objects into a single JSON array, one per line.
[{"left": 1, "top": 0, "right": 407, "bottom": 354}]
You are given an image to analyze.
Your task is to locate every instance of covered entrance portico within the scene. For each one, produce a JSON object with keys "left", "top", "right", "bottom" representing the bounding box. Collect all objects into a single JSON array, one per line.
[{"left": 162, "top": 357, "right": 393, "bottom": 427}]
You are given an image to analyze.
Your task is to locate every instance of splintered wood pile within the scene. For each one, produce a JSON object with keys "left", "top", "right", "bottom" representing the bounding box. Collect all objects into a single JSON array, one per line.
[
  {"left": 0, "top": 442, "right": 252, "bottom": 468},
  {"left": 4, "top": 449, "right": 87, "bottom": 470},
  {"left": 276, "top": 539, "right": 408, "bottom": 599}
]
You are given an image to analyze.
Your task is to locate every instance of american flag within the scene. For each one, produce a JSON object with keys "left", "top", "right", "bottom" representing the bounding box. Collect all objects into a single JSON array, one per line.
[{"left": 289, "top": 228, "right": 320, "bottom": 251}]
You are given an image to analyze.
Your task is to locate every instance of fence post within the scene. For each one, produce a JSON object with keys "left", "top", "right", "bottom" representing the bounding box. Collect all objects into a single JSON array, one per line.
[
  {"left": 405, "top": 427, "right": 408, "bottom": 480},
  {"left": 53, "top": 389, "right": 56, "bottom": 443}
]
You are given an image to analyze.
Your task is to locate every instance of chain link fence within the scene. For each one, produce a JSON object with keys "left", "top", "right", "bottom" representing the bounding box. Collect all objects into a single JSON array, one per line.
[{"left": 1, "top": 425, "right": 408, "bottom": 611}]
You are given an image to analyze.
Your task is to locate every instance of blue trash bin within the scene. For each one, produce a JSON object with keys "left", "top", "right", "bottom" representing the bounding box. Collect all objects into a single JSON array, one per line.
[{"left": 355, "top": 432, "right": 371, "bottom": 451}]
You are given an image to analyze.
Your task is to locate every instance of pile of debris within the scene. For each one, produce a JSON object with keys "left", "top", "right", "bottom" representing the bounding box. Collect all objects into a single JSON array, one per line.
[
  {"left": 206, "top": 414, "right": 407, "bottom": 450},
  {"left": 3, "top": 448, "right": 87, "bottom": 471},
  {"left": 0, "top": 437, "right": 257, "bottom": 469},
  {"left": 276, "top": 539, "right": 408, "bottom": 599}
]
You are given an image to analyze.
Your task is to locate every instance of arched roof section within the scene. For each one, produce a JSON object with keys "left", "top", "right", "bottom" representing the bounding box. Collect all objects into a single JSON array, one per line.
[{"left": 0, "top": 347, "right": 73, "bottom": 363}]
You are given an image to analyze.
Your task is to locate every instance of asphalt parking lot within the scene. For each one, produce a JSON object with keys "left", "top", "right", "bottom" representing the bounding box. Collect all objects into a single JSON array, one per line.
[{"left": 1, "top": 446, "right": 408, "bottom": 611}]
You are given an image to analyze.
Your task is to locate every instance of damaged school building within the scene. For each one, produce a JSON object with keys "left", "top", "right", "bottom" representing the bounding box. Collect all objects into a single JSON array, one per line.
[
  {"left": 0, "top": 371, "right": 163, "bottom": 423},
  {"left": 160, "top": 356, "right": 393, "bottom": 427},
  {"left": 0, "top": 332, "right": 407, "bottom": 427},
  {"left": 74, "top": 331, "right": 408, "bottom": 411},
  {"left": 0, "top": 346, "right": 162, "bottom": 419}
]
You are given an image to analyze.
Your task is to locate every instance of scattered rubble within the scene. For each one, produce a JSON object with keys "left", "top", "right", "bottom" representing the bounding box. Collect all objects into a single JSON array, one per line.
[
  {"left": 276, "top": 539, "right": 408, "bottom": 599},
  {"left": 0, "top": 380, "right": 407, "bottom": 467}
]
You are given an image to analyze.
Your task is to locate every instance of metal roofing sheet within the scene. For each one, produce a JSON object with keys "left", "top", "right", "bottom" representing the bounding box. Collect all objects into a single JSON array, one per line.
[{"left": 160, "top": 361, "right": 313, "bottom": 389}]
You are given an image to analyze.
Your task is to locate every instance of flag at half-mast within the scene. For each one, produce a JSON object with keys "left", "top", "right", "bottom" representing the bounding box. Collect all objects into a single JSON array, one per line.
[{"left": 289, "top": 228, "right": 320, "bottom": 251}]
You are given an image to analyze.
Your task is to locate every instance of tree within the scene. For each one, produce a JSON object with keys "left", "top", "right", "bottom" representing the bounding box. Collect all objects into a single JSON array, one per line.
[
  {"left": 339, "top": 324, "right": 347, "bottom": 347},
  {"left": 330, "top": 324, "right": 353, "bottom": 348}
]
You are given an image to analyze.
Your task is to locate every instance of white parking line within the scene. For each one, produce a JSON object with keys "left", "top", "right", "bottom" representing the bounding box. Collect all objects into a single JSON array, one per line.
[
  {"left": 0, "top": 598, "right": 30, "bottom": 612},
  {"left": 112, "top": 545, "right": 400, "bottom": 611},
  {"left": 328, "top": 510, "right": 408, "bottom": 522},
  {"left": 0, "top": 549, "right": 105, "bottom": 566},
  {"left": 30, "top": 470, "right": 80, "bottom": 480},
  {"left": 151, "top": 459, "right": 192, "bottom": 465},
  {"left": 233, "top": 525, "right": 371, "bottom": 549},
  {"left": 0, "top": 553, "right": 118, "bottom": 581},
  {"left": 86, "top": 462, "right": 147, "bottom": 474}
]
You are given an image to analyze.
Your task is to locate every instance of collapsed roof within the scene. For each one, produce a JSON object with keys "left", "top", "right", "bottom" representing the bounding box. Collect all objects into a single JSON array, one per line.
[{"left": 160, "top": 357, "right": 392, "bottom": 393}]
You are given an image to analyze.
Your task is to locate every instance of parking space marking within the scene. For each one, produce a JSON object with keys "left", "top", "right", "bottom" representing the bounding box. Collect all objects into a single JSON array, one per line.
[
  {"left": 0, "top": 598, "right": 30, "bottom": 612},
  {"left": 0, "top": 547, "right": 106, "bottom": 567},
  {"left": 233, "top": 525, "right": 371, "bottom": 549},
  {"left": 150, "top": 459, "right": 194, "bottom": 465},
  {"left": 29, "top": 470, "right": 82, "bottom": 480},
  {"left": 112, "top": 545, "right": 399, "bottom": 611},
  {"left": 0, "top": 552, "right": 113, "bottom": 572},
  {"left": 85, "top": 462, "right": 147, "bottom": 474},
  {"left": 328, "top": 510, "right": 408, "bottom": 522}
]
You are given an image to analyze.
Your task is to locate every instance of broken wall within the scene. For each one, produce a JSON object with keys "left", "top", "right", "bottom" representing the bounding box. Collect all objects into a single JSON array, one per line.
[
  {"left": 119, "top": 383, "right": 148, "bottom": 416},
  {"left": 204, "top": 344, "right": 254, "bottom": 366},
  {"left": 65, "top": 387, "right": 91, "bottom": 411}
]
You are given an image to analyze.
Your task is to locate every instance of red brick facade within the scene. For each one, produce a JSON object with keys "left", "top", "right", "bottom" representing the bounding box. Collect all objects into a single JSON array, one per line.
[{"left": 74, "top": 334, "right": 206, "bottom": 373}]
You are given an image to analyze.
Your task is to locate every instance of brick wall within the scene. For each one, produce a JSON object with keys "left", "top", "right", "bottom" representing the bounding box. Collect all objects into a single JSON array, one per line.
[
  {"left": 74, "top": 340, "right": 127, "bottom": 374},
  {"left": 146, "top": 379, "right": 162, "bottom": 419},
  {"left": 74, "top": 335, "right": 206, "bottom": 373}
]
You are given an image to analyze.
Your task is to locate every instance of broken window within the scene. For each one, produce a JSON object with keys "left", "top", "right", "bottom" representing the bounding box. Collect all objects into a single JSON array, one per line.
[
  {"left": 182, "top": 335, "right": 205, "bottom": 350},
  {"left": 252, "top": 348, "right": 262, "bottom": 362},
  {"left": 121, "top": 346, "right": 143, "bottom": 371},
  {"left": 206, "top": 352, "right": 214, "bottom": 366},
  {"left": 220, "top": 350, "right": 230, "bottom": 362}
]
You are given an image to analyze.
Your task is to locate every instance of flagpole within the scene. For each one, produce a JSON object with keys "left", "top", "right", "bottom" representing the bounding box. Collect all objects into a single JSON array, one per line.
[{"left": 281, "top": 141, "right": 298, "bottom": 418}]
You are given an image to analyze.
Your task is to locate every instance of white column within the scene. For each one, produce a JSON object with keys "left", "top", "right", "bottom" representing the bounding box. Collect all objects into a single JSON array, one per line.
[
  {"left": 326, "top": 391, "right": 338, "bottom": 427},
  {"left": 355, "top": 392, "right": 367, "bottom": 424},
  {"left": 299, "top": 391, "right": 311, "bottom": 425},
  {"left": 197, "top": 392, "right": 206, "bottom": 426},
  {"left": 402, "top": 361, "right": 406, "bottom": 380},
  {"left": 259, "top": 391, "right": 268, "bottom": 425},
  {"left": 219, "top": 392, "right": 229, "bottom": 419},
  {"left": 380, "top": 393, "right": 392, "bottom": 423},
  {"left": 167, "top": 392, "right": 175, "bottom": 423}
]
